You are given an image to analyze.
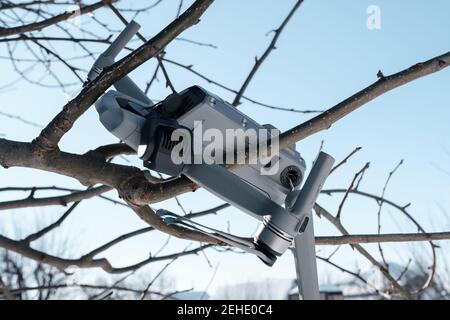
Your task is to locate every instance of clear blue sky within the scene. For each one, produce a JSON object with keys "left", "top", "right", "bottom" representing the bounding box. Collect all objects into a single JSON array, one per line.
[{"left": 1, "top": 0, "right": 450, "bottom": 295}]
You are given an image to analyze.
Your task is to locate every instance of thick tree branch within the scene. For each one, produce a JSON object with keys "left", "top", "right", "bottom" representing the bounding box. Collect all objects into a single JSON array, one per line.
[
  {"left": 279, "top": 51, "right": 450, "bottom": 150},
  {"left": 106, "top": 2, "right": 178, "bottom": 94},
  {"left": 32, "top": 0, "right": 214, "bottom": 153},
  {"left": 0, "top": 139, "right": 195, "bottom": 205},
  {"left": 88, "top": 143, "right": 135, "bottom": 160}
]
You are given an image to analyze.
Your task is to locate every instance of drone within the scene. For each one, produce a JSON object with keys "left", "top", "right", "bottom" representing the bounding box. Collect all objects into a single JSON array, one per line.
[{"left": 88, "top": 21, "right": 334, "bottom": 299}]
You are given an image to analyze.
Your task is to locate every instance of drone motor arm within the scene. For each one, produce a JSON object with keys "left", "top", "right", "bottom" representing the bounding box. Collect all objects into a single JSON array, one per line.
[
  {"left": 95, "top": 91, "right": 149, "bottom": 151},
  {"left": 87, "top": 21, "right": 152, "bottom": 105}
]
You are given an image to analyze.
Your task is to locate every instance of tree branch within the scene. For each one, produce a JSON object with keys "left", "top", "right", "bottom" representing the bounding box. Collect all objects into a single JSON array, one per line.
[
  {"left": 0, "top": 185, "right": 111, "bottom": 211},
  {"left": 232, "top": 0, "right": 304, "bottom": 106},
  {"left": 314, "top": 202, "right": 412, "bottom": 299},
  {"left": 0, "top": 0, "right": 118, "bottom": 38},
  {"left": 0, "top": 138, "right": 196, "bottom": 205},
  {"left": 316, "top": 232, "right": 450, "bottom": 245},
  {"left": 0, "top": 233, "right": 210, "bottom": 274},
  {"left": 21, "top": 201, "right": 80, "bottom": 244},
  {"left": 32, "top": 0, "right": 214, "bottom": 153},
  {"left": 278, "top": 51, "right": 450, "bottom": 150},
  {"left": 128, "top": 204, "right": 223, "bottom": 245}
]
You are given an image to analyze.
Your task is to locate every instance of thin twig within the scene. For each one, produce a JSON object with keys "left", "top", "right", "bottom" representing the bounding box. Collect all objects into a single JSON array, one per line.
[{"left": 232, "top": 0, "right": 304, "bottom": 106}]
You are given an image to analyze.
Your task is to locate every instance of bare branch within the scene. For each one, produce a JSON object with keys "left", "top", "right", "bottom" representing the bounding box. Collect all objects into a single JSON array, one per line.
[
  {"left": 317, "top": 255, "right": 386, "bottom": 299},
  {"left": 106, "top": 2, "right": 177, "bottom": 93},
  {"left": 0, "top": 139, "right": 196, "bottom": 205},
  {"left": 329, "top": 147, "right": 362, "bottom": 174},
  {"left": 83, "top": 203, "right": 229, "bottom": 259},
  {"left": 321, "top": 188, "right": 437, "bottom": 295},
  {"left": 0, "top": 1, "right": 118, "bottom": 38},
  {"left": 376, "top": 160, "right": 404, "bottom": 269},
  {"left": 0, "top": 110, "right": 42, "bottom": 128},
  {"left": 162, "top": 57, "right": 321, "bottom": 114},
  {"left": 0, "top": 277, "right": 15, "bottom": 300},
  {"left": 232, "top": 0, "right": 304, "bottom": 106},
  {"left": 32, "top": 0, "right": 214, "bottom": 153},
  {"left": 88, "top": 143, "right": 135, "bottom": 160},
  {"left": 129, "top": 204, "right": 223, "bottom": 245},
  {"left": 140, "top": 258, "right": 177, "bottom": 300},
  {"left": 0, "top": 232, "right": 211, "bottom": 274},
  {"left": 0, "top": 185, "right": 126, "bottom": 207},
  {"left": 316, "top": 232, "right": 450, "bottom": 245},
  {"left": 0, "top": 185, "right": 111, "bottom": 211},
  {"left": 336, "top": 162, "right": 370, "bottom": 219},
  {"left": 314, "top": 202, "right": 412, "bottom": 298},
  {"left": 278, "top": 52, "right": 450, "bottom": 150},
  {"left": 21, "top": 201, "right": 80, "bottom": 244}
]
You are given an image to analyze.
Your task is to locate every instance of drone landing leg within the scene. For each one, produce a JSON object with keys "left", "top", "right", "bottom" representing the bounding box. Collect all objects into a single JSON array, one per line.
[{"left": 293, "top": 214, "right": 320, "bottom": 300}]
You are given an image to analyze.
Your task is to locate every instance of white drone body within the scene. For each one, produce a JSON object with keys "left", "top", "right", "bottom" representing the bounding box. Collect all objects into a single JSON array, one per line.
[{"left": 90, "top": 21, "right": 334, "bottom": 300}]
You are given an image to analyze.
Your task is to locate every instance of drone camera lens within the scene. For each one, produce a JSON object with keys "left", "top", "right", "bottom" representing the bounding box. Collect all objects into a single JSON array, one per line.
[{"left": 280, "top": 165, "right": 302, "bottom": 189}]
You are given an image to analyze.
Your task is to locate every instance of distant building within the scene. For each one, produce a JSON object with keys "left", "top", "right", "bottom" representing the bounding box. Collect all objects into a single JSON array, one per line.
[
  {"left": 286, "top": 261, "right": 425, "bottom": 300},
  {"left": 287, "top": 283, "right": 344, "bottom": 300}
]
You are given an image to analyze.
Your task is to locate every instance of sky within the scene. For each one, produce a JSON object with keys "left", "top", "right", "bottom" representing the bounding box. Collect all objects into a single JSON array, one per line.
[{"left": 0, "top": 0, "right": 450, "bottom": 297}]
